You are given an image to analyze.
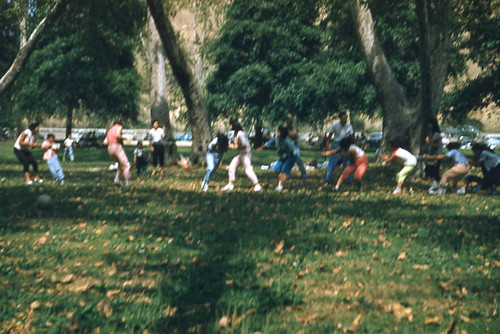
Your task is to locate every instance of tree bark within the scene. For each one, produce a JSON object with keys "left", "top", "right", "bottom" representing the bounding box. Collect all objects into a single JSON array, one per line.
[
  {"left": 350, "top": 0, "right": 450, "bottom": 155},
  {"left": 147, "top": 9, "right": 178, "bottom": 165},
  {"left": 65, "top": 107, "right": 73, "bottom": 138},
  {"left": 147, "top": 0, "right": 212, "bottom": 165},
  {"left": 0, "top": 0, "right": 66, "bottom": 96}
]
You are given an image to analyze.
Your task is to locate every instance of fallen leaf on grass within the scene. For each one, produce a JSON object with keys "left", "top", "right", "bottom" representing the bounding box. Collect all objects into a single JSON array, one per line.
[
  {"left": 336, "top": 250, "right": 348, "bottom": 257},
  {"left": 164, "top": 305, "right": 177, "bottom": 317},
  {"left": 345, "top": 314, "right": 362, "bottom": 332},
  {"left": 491, "top": 260, "right": 500, "bottom": 268},
  {"left": 274, "top": 240, "right": 284, "bottom": 255},
  {"left": 106, "top": 289, "right": 121, "bottom": 299},
  {"left": 97, "top": 300, "right": 113, "bottom": 318},
  {"left": 107, "top": 263, "right": 117, "bottom": 276},
  {"left": 219, "top": 316, "right": 229, "bottom": 328},
  {"left": 397, "top": 252, "right": 407, "bottom": 261},
  {"left": 456, "top": 286, "right": 467, "bottom": 297},
  {"left": 424, "top": 316, "right": 440, "bottom": 324},
  {"left": 439, "top": 281, "right": 453, "bottom": 292},
  {"left": 94, "top": 261, "right": 104, "bottom": 268},
  {"left": 67, "top": 320, "right": 79, "bottom": 331},
  {"left": 412, "top": 264, "right": 430, "bottom": 270},
  {"left": 384, "top": 302, "right": 413, "bottom": 322},
  {"left": 30, "top": 301, "right": 40, "bottom": 309},
  {"left": 56, "top": 274, "right": 75, "bottom": 284},
  {"left": 296, "top": 313, "right": 319, "bottom": 324}
]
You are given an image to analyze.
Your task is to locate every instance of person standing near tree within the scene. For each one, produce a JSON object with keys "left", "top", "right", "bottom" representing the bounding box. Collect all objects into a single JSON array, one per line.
[
  {"left": 13, "top": 122, "right": 43, "bottom": 185},
  {"left": 285, "top": 114, "right": 307, "bottom": 179},
  {"left": 425, "top": 118, "right": 442, "bottom": 193},
  {"left": 222, "top": 119, "right": 261, "bottom": 192},
  {"left": 324, "top": 112, "right": 354, "bottom": 185},
  {"left": 103, "top": 121, "right": 131, "bottom": 187},
  {"left": 201, "top": 133, "right": 229, "bottom": 192},
  {"left": 63, "top": 134, "right": 75, "bottom": 162},
  {"left": 147, "top": 120, "right": 165, "bottom": 176}
]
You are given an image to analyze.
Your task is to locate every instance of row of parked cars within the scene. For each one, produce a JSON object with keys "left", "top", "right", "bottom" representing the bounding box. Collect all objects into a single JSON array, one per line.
[{"left": 363, "top": 125, "right": 499, "bottom": 150}]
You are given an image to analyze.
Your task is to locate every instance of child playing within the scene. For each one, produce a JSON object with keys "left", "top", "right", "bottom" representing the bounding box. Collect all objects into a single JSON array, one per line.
[
  {"left": 222, "top": 119, "right": 261, "bottom": 192},
  {"left": 133, "top": 141, "right": 148, "bottom": 177},
  {"left": 379, "top": 141, "right": 417, "bottom": 195},
  {"left": 259, "top": 126, "right": 296, "bottom": 191},
  {"left": 321, "top": 137, "right": 368, "bottom": 192},
  {"left": 465, "top": 143, "right": 499, "bottom": 194},
  {"left": 425, "top": 142, "right": 470, "bottom": 195},
  {"left": 41, "top": 134, "right": 65, "bottom": 184},
  {"left": 201, "top": 133, "right": 229, "bottom": 191}
]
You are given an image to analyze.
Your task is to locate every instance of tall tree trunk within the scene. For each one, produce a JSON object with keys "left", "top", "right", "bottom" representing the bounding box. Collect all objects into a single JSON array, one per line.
[
  {"left": 350, "top": 0, "right": 450, "bottom": 155},
  {"left": 350, "top": 0, "right": 412, "bottom": 151},
  {"left": 147, "top": 9, "right": 177, "bottom": 165},
  {"left": 0, "top": 0, "right": 66, "bottom": 96},
  {"left": 147, "top": 0, "right": 211, "bottom": 165},
  {"left": 65, "top": 107, "right": 73, "bottom": 138},
  {"left": 411, "top": 0, "right": 451, "bottom": 152}
]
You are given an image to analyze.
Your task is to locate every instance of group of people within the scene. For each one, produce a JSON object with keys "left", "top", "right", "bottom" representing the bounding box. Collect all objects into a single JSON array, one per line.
[{"left": 12, "top": 116, "right": 499, "bottom": 195}]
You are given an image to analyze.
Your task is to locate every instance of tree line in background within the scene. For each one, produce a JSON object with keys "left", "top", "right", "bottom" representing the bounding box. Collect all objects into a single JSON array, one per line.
[{"left": 0, "top": 0, "right": 498, "bottom": 162}]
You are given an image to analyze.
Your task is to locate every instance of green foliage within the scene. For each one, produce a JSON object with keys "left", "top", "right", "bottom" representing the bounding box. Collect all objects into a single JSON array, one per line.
[
  {"left": 2, "top": 0, "right": 145, "bottom": 125},
  {"left": 442, "top": 0, "right": 499, "bottom": 122},
  {"left": 0, "top": 0, "right": 19, "bottom": 76}
]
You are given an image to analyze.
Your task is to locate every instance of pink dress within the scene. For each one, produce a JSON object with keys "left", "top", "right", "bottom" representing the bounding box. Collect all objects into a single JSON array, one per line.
[{"left": 106, "top": 124, "right": 130, "bottom": 183}]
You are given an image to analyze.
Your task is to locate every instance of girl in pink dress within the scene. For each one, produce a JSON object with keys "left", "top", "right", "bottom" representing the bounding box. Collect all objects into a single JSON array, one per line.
[{"left": 104, "top": 121, "right": 131, "bottom": 187}]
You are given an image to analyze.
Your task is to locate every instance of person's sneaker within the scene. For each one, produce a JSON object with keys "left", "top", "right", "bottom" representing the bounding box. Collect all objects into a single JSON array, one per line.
[
  {"left": 202, "top": 183, "right": 209, "bottom": 192},
  {"left": 60, "top": 180, "right": 65, "bottom": 185},
  {"left": 253, "top": 184, "right": 262, "bottom": 192},
  {"left": 34, "top": 178, "right": 43, "bottom": 183},
  {"left": 456, "top": 187, "right": 466, "bottom": 194},
  {"left": 26, "top": 180, "right": 33, "bottom": 185},
  {"left": 436, "top": 188, "right": 446, "bottom": 195},
  {"left": 221, "top": 183, "right": 234, "bottom": 191},
  {"left": 275, "top": 184, "right": 283, "bottom": 192},
  {"left": 301, "top": 174, "right": 308, "bottom": 179},
  {"left": 429, "top": 180, "right": 439, "bottom": 190},
  {"left": 114, "top": 181, "right": 122, "bottom": 187},
  {"left": 201, "top": 181, "right": 206, "bottom": 190},
  {"left": 393, "top": 187, "right": 402, "bottom": 195}
]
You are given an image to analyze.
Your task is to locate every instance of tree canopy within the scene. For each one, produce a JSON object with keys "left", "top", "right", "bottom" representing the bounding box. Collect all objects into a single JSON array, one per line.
[{"left": 0, "top": 0, "right": 144, "bottom": 126}]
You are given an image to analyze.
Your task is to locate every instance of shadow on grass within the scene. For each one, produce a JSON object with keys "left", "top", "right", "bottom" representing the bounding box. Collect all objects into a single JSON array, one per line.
[{"left": 1, "top": 159, "right": 498, "bottom": 332}]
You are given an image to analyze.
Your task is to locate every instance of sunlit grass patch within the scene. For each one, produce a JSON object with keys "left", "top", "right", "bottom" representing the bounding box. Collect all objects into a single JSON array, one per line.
[{"left": 0, "top": 142, "right": 498, "bottom": 333}]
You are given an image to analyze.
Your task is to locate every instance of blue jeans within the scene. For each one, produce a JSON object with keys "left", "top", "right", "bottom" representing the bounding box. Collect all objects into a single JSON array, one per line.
[
  {"left": 204, "top": 152, "right": 222, "bottom": 183},
  {"left": 47, "top": 156, "right": 65, "bottom": 181},
  {"left": 274, "top": 155, "right": 297, "bottom": 178},
  {"left": 294, "top": 144, "right": 307, "bottom": 177},
  {"left": 64, "top": 146, "right": 74, "bottom": 161},
  {"left": 325, "top": 142, "right": 352, "bottom": 183}
]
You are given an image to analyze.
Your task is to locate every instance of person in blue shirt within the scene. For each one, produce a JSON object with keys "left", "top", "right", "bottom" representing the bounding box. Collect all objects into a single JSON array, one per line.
[
  {"left": 201, "top": 133, "right": 229, "bottom": 192},
  {"left": 426, "top": 142, "right": 470, "bottom": 195},
  {"left": 259, "top": 126, "right": 296, "bottom": 191}
]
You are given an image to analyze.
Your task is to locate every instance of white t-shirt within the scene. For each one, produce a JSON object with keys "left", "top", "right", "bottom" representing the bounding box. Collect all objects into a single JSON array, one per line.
[
  {"left": 348, "top": 144, "right": 365, "bottom": 159},
  {"left": 480, "top": 150, "right": 500, "bottom": 171},
  {"left": 14, "top": 129, "right": 35, "bottom": 150},
  {"left": 329, "top": 122, "right": 353, "bottom": 142},
  {"left": 148, "top": 128, "right": 165, "bottom": 144},
  {"left": 394, "top": 147, "right": 417, "bottom": 166},
  {"left": 235, "top": 131, "right": 251, "bottom": 154},
  {"left": 64, "top": 137, "right": 74, "bottom": 148}
]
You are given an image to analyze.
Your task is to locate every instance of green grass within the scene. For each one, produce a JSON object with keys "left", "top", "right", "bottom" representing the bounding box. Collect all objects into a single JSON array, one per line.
[{"left": 0, "top": 141, "right": 498, "bottom": 333}]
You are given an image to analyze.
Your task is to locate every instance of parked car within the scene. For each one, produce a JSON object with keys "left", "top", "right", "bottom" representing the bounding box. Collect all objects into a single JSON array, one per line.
[
  {"left": 366, "top": 132, "right": 383, "bottom": 149},
  {"left": 78, "top": 131, "right": 105, "bottom": 147},
  {"left": 484, "top": 136, "right": 500, "bottom": 150},
  {"left": 174, "top": 132, "right": 192, "bottom": 141}
]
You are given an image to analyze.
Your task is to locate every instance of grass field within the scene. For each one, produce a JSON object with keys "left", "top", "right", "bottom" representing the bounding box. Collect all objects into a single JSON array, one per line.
[{"left": 0, "top": 141, "right": 498, "bottom": 333}]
